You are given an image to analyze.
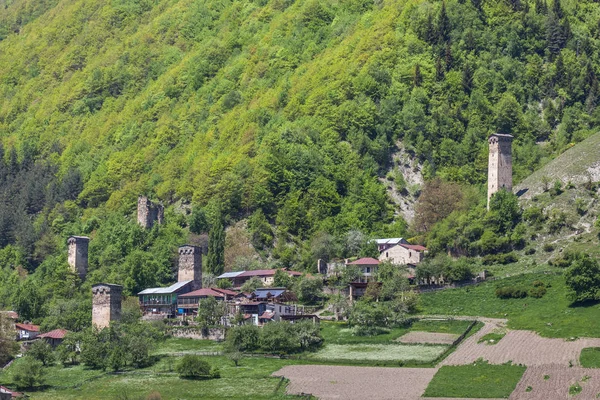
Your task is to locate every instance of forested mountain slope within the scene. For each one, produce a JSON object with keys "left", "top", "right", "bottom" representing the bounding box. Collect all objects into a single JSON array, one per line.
[{"left": 1, "top": 0, "right": 600, "bottom": 328}]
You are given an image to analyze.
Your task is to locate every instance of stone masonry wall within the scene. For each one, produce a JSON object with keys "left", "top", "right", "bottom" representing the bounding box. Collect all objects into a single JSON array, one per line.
[
  {"left": 92, "top": 284, "right": 123, "bottom": 330},
  {"left": 67, "top": 236, "right": 89, "bottom": 280},
  {"left": 178, "top": 245, "right": 202, "bottom": 290},
  {"left": 137, "top": 196, "right": 164, "bottom": 229},
  {"left": 487, "top": 134, "right": 513, "bottom": 208}
]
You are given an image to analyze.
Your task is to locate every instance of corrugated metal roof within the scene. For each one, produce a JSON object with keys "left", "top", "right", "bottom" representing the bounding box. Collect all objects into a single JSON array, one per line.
[
  {"left": 179, "top": 288, "right": 225, "bottom": 298},
  {"left": 254, "top": 288, "right": 287, "bottom": 297},
  {"left": 216, "top": 271, "right": 245, "bottom": 279},
  {"left": 138, "top": 280, "right": 192, "bottom": 295},
  {"left": 375, "top": 238, "right": 406, "bottom": 245}
]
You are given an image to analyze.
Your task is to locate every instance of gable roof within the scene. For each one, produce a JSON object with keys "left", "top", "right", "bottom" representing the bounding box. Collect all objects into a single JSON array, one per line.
[
  {"left": 38, "top": 329, "right": 68, "bottom": 339},
  {"left": 212, "top": 288, "right": 239, "bottom": 296},
  {"left": 348, "top": 257, "right": 380, "bottom": 265},
  {"left": 179, "top": 288, "right": 225, "bottom": 298},
  {"left": 138, "top": 280, "right": 192, "bottom": 295},
  {"left": 217, "top": 271, "right": 245, "bottom": 279},
  {"left": 253, "top": 288, "right": 288, "bottom": 298},
  {"left": 15, "top": 323, "right": 39, "bottom": 332},
  {"left": 400, "top": 244, "right": 427, "bottom": 251},
  {"left": 375, "top": 238, "right": 407, "bottom": 245}
]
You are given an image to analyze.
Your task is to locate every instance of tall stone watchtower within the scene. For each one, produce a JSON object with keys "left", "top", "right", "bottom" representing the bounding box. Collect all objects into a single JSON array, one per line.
[
  {"left": 137, "top": 196, "right": 164, "bottom": 229},
  {"left": 67, "top": 236, "right": 89, "bottom": 280},
  {"left": 487, "top": 133, "right": 514, "bottom": 209},
  {"left": 178, "top": 245, "right": 202, "bottom": 290},
  {"left": 92, "top": 283, "right": 123, "bottom": 330}
]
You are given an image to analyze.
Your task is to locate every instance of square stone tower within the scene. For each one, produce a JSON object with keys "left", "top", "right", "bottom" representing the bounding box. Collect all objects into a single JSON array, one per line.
[
  {"left": 67, "top": 236, "right": 89, "bottom": 280},
  {"left": 92, "top": 284, "right": 123, "bottom": 330},
  {"left": 487, "top": 133, "right": 514, "bottom": 209},
  {"left": 137, "top": 196, "right": 164, "bottom": 229},
  {"left": 178, "top": 245, "right": 202, "bottom": 290}
]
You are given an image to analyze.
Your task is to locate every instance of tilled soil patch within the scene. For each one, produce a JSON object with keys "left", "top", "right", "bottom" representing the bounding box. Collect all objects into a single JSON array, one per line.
[
  {"left": 273, "top": 365, "right": 437, "bottom": 400},
  {"left": 398, "top": 331, "right": 459, "bottom": 345},
  {"left": 443, "top": 325, "right": 600, "bottom": 366},
  {"left": 509, "top": 365, "right": 600, "bottom": 399}
]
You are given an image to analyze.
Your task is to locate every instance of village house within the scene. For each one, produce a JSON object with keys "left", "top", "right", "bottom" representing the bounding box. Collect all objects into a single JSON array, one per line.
[
  {"left": 138, "top": 281, "right": 194, "bottom": 318},
  {"left": 0, "top": 386, "right": 23, "bottom": 399},
  {"left": 347, "top": 257, "right": 380, "bottom": 283},
  {"left": 15, "top": 323, "right": 39, "bottom": 341},
  {"left": 250, "top": 287, "right": 297, "bottom": 303},
  {"left": 176, "top": 287, "right": 242, "bottom": 316},
  {"left": 37, "top": 329, "right": 69, "bottom": 347},
  {"left": 376, "top": 238, "right": 427, "bottom": 266},
  {"left": 216, "top": 269, "right": 302, "bottom": 288}
]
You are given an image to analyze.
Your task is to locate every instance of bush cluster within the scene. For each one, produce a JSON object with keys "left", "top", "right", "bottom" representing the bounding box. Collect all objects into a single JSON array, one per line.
[
  {"left": 175, "top": 355, "right": 220, "bottom": 380},
  {"left": 495, "top": 280, "right": 548, "bottom": 300},
  {"left": 225, "top": 320, "right": 322, "bottom": 356}
]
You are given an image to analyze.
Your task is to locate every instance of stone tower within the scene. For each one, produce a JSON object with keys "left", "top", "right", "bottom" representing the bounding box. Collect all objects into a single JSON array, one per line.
[
  {"left": 92, "top": 283, "right": 123, "bottom": 330},
  {"left": 137, "top": 196, "right": 164, "bottom": 229},
  {"left": 67, "top": 236, "right": 89, "bottom": 280},
  {"left": 487, "top": 133, "right": 514, "bottom": 209},
  {"left": 178, "top": 245, "right": 202, "bottom": 290}
]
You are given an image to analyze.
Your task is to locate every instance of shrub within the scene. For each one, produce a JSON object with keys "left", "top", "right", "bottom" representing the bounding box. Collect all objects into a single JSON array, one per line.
[
  {"left": 529, "top": 286, "right": 547, "bottom": 298},
  {"left": 495, "top": 286, "right": 527, "bottom": 299},
  {"left": 542, "top": 243, "right": 555, "bottom": 252},
  {"left": 175, "top": 355, "right": 218, "bottom": 379}
]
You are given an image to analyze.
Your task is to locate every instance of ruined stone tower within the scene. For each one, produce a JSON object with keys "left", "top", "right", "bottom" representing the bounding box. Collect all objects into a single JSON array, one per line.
[
  {"left": 487, "top": 133, "right": 514, "bottom": 209},
  {"left": 92, "top": 283, "right": 123, "bottom": 330},
  {"left": 178, "top": 245, "right": 202, "bottom": 290},
  {"left": 67, "top": 236, "right": 89, "bottom": 280},
  {"left": 137, "top": 196, "right": 164, "bottom": 229}
]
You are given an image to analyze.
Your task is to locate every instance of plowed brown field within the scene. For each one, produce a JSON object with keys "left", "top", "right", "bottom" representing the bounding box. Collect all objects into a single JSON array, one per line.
[{"left": 509, "top": 365, "right": 600, "bottom": 399}]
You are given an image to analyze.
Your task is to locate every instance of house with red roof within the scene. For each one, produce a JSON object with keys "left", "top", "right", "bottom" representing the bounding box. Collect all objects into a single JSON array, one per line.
[
  {"left": 1, "top": 385, "right": 23, "bottom": 399},
  {"left": 15, "top": 323, "right": 39, "bottom": 341},
  {"left": 347, "top": 257, "right": 380, "bottom": 283},
  {"left": 38, "top": 329, "right": 69, "bottom": 347},
  {"left": 377, "top": 238, "right": 427, "bottom": 268}
]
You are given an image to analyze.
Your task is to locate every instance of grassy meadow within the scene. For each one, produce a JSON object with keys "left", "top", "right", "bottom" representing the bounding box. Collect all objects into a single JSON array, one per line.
[
  {"left": 423, "top": 362, "right": 526, "bottom": 398},
  {"left": 309, "top": 343, "right": 448, "bottom": 363},
  {"left": 420, "top": 272, "right": 600, "bottom": 338},
  {"left": 0, "top": 355, "right": 307, "bottom": 400}
]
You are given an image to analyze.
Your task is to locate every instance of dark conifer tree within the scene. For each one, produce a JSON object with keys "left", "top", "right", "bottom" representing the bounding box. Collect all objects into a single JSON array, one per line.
[
  {"left": 437, "top": 1, "right": 451, "bottom": 45},
  {"left": 207, "top": 218, "right": 225, "bottom": 276},
  {"left": 413, "top": 64, "right": 423, "bottom": 87},
  {"left": 444, "top": 43, "right": 454, "bottom": 71},
  {"left": 435, "top": 57, "right": 445, "bottom": 81}
]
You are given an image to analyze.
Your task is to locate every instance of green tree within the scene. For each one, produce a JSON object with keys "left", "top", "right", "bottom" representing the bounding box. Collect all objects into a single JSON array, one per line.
[
  {"left": 27, "top": 340, "right": 54, "bottom": 366},
  {"left": 196, "top": 297, "right": 226, "bottom": 328},
  {"left": 11, "top": 357, "right": 46, "bottom": 389},
  {"left": 294, "top": 276, "right": 324, "bottom": 304},
  {"left": 564, "top": 254, "right": 600, "bottom": 302},
  {"left": 0, "top": 314, "right": 18, "bottom": 366},
  {"left": 206, "top": 219, "right": 225, "bottom": 276},
  {"left": 225, "top": 324, "right": 260, "bottom": 352},
  {"left": 495, "top": 92, "right": 523, "bottom": 134}
]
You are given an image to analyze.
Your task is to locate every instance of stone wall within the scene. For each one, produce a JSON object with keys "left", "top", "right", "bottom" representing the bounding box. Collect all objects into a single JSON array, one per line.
[
  {"left": 137, "top": 196, "right": 164, "bottom": 229},
  {"left": 171, "top": 327, "right": 225, "bottom": 341},
  {"left": 487, "top": 134, "right": 513, "bottom": 208},
  {"left": 378, "top": 245, "right": 423, "bottom": 265},
  {"left": 178, "top": 245, "right": 202, "bottom": 289},
  {"left": 92, "top": 284, "right": 123, "bottom": 329}
]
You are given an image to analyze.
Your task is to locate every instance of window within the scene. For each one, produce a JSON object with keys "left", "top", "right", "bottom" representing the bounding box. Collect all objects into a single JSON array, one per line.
[{"left": 365, "top": 267, "right": 371, "bottom": 273}]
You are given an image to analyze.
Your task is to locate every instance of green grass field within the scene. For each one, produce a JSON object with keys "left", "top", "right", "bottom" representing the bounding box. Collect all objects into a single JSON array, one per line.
[
  {"left": 580, "top": 348, "right": 600, "bottom": 368},
  {"left": 0, "top": 355, "right": 306, "bottom": 400},
  {"left": 478, "top": 332, "right": 506, "bottom": 345},
  {"left": 153, "top": 337, "right": 223, "bottom": 355},
  {"left": 308, "top": 343, "right": 449, "bottom": 363},
  {"left": 423, "top": 362, "right": 526, "bottom": 398},
  {"left": 420, "top": 273, "right": 600, "bottom": 338},
  {"left": 319, "top": 319, "right": 473, "bottom": 345}
]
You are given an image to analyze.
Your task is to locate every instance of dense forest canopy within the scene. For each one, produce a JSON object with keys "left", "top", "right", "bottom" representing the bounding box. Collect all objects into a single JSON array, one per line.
[{"left": 0, "top": 0, "right": 599, "bottom": 328}]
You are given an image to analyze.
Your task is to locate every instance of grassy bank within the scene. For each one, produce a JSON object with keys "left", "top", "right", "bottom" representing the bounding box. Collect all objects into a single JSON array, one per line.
[{"left": 420, "top": 273, "right": 600, "bottom": 338}]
